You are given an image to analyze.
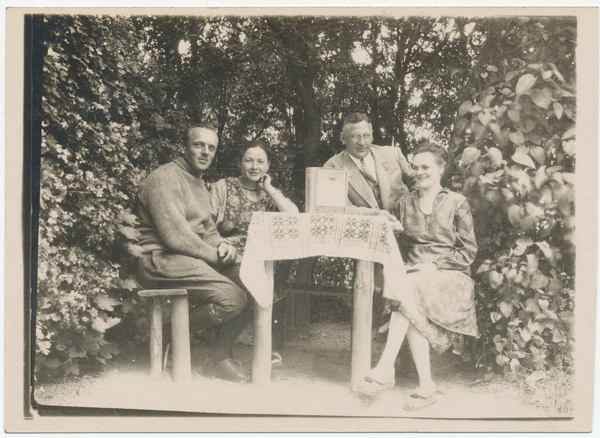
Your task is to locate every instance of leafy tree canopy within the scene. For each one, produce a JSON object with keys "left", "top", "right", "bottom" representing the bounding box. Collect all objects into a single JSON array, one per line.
[{"left": 36, "top": 14, "right": 576, "bottom": 381}]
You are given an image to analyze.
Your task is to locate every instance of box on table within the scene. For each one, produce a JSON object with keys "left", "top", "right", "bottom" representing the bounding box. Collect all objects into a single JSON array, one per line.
[{"left": 305, "top": 167, "right": 348, "bottom": 214}]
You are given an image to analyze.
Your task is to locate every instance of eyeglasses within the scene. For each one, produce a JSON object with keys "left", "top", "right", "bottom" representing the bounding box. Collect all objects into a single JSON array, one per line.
[{"left": 349, "top": 134, "right": 373, "bottom": 142}]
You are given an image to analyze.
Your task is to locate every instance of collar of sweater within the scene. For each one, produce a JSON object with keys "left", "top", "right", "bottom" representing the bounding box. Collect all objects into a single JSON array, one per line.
[{"left": 175, "top": 156, "right": 205, "bottom": 178}]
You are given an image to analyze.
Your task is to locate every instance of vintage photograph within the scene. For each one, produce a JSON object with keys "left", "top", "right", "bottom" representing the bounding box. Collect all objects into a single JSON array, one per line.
[{"left": 6, "top": 6, "right": 597, "bottom": 433}]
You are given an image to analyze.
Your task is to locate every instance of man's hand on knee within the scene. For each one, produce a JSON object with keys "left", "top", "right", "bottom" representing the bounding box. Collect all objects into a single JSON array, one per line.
[{"left": 217, "top": 242, "right": 237, "bottom": 267}]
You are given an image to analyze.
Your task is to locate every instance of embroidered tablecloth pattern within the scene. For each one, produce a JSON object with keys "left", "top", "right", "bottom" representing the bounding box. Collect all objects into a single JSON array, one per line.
[{"left": 239, "top": 212, "right": 407, "bottom": 308}]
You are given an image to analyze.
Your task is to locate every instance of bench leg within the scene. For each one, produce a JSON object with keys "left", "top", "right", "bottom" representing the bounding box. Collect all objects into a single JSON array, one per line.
[
  {"left": 171, "top": 295, "right": 191, "bottom": 383},
  {"left": 351, "top": 260, "right": 374, "bottom": 394},
  {"left": 149, "top": 297, "right": 163, "bottom": 379}
]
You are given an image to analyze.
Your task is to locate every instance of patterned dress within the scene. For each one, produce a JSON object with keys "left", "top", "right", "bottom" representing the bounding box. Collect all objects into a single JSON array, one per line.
[
  {"left": 385, "top": 188, "right": 479, "bottom": 354},
  {"left": 211, "top": 177, "right": 276, "bottom": 256}
]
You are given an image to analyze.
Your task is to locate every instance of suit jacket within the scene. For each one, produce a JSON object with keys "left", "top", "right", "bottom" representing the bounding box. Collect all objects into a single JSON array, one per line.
[{"left": 323, "top": 145, "right": 417, "bottom": 215}]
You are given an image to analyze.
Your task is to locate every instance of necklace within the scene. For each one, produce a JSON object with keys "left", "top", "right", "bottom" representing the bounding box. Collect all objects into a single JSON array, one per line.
[{"left": 237, "top": 178, "right": 261, "bottom": 191}]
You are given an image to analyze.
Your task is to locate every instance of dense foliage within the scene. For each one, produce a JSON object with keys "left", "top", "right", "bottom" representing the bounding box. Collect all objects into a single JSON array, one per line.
[
  {"left": 37, "top": 16, "right": 150, "bottom": 376},
  {"left": 447, "top": 17, "right": 576, "bottom": 375},
  {"left": 36, "top": 14, "right": 576, "bottom": 382}
]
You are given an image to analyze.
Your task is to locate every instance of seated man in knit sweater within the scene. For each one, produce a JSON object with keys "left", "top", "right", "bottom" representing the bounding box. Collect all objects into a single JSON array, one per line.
[{"left": 136, "top": 123, "right": 251, "bottom": 383}]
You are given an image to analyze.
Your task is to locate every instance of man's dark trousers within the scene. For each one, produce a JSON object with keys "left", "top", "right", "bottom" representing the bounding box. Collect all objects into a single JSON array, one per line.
[{"left": 138, "top": 249, "right": 251, "bottom": 362}]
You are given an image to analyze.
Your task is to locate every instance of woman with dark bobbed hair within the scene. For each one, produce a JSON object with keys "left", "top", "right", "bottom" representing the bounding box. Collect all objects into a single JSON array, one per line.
[
  {"left": 358, "top": 142, "right": 478, "bottom": 411},
  {"left": 208, "top": 139, "right": 298, "bottom": 373},
  {"left": 211, "top": 139, "right": 298, "bottom": 254}
]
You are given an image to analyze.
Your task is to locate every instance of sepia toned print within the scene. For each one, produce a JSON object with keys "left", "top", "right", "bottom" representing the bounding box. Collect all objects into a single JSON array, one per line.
[{"left": 6, "top": 6, "right": 597, "bottom": 434}]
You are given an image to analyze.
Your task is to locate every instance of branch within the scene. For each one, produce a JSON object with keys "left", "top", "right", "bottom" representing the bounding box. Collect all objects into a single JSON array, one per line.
[
  {"left": 406, "top": 32, "right": 450, "bottom": 74},
  {"left": 403, "top": 19, "right": 423, "bottom": 65}
]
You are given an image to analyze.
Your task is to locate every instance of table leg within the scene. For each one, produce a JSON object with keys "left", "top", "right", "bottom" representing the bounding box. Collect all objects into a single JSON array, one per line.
[
  {"left": 351, "top": 260, "right": 374, "bottom": 393},
  {"left": 252, "top": 302, "right": 273, "bottom": 386},
  {"left": 171, "top": 295, "right": 191, "bottom": 383}
]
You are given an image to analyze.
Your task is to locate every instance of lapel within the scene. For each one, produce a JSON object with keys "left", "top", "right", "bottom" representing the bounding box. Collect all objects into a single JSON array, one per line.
[
  {"left": 372, "top": 147, "right": 391, "bottom": 211},
  {"left": 342, "top": 151, "right": 379, "bottom": 209}
]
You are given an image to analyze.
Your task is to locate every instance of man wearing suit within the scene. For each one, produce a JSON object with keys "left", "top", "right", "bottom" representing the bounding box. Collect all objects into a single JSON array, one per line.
[
  {"left": 323, "top": 112, "right": 417, "bottom": 218},
  {"left": 324, "top": 112, "right": 416, "bottom": 309}
]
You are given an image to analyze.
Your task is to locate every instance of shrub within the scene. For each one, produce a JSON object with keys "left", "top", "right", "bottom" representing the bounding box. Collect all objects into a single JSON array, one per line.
[
  {"left": 36, "top": 15, "right": 150, "bottom": 377},
  {"left": 448, "top": 18, "right": 576, "bottom": 378}
]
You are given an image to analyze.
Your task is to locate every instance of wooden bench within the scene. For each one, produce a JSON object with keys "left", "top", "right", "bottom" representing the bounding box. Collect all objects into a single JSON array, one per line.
[
  {"left": 273, "top": 258, "right": 355, "bottom": 342},
  {"left": 138, "top": 289, "right": 191, "bottom": 383}
]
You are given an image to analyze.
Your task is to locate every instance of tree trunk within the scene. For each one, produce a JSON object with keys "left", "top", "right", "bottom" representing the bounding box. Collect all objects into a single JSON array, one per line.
[
  {"left": 391, "top": 23, "right": 409, "bottom": 155},
  {"left": 266, "top": 18, "right": 322, "bottom": 199}
]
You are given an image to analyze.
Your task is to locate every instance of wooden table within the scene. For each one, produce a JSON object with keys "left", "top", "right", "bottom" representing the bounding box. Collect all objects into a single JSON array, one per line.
[{"left": 239, "top": 212, "right": 407, "bottom": 392}]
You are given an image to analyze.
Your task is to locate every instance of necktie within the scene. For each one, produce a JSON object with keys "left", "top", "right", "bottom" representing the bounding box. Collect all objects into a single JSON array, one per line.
[{"left": 360, "top": 159, "right": 377, "bottom": 184}]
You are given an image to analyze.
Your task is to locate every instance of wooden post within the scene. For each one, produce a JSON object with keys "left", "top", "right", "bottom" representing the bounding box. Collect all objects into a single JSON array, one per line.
[
  {"left": 293, "top": 294, "right": 311, "bottom": 330},
  {"left": 150, "top": 297, "right": 163, "bottom": 379},
  {"left": 272, "top": 293, "right": 286, "bottom": 350},
  {"left": 170, "top": 295, "right": 191, "bottom": 383},
  {"left": 285, "top": 291, "right": 296, "bottom": 335},
  {"left": 292, "top": 257, "right": 316, "bottom": 332},
  {"left": 351, "top": 260, "right": 374, "bottom": 393},
  {"left": 252, "top": 302, "right": 273, "bottom": 386}
]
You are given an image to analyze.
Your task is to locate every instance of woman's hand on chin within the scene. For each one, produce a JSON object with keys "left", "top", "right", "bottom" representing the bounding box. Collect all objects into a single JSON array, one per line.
[{"left": 257, "top": 173, "right": 272, "bottom": 192}]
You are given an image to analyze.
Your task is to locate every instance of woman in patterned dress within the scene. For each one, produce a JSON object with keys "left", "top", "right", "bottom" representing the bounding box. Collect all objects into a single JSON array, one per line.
[
  {"left": 358, "top": 143, "right": 478, "bottom": 411},
  {"left": 210, "top": 139, "right": 298, "bottom": 255},
  {"left": 210, "top": 140, "right": 298, "bottom": 367}
]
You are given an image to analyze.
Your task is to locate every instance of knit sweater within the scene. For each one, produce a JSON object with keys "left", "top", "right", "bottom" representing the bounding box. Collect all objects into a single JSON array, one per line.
[{"left": 136, "top": 157, "right": 224, "bottom": 265}]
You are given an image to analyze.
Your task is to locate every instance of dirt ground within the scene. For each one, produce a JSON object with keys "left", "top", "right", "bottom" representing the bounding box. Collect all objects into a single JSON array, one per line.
[{"left": 33, "top": 322, "right": 564, "bottom": 419}]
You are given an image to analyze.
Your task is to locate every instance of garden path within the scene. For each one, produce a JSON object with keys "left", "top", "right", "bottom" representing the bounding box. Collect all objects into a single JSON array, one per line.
[{"left": 34, "top": 322, "right": 560, "bottom": 419}]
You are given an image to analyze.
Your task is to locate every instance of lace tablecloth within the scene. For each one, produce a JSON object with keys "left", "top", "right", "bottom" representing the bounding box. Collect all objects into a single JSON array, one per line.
[{"left": 240, "top": 212, "right": 407, "bottom": 308}]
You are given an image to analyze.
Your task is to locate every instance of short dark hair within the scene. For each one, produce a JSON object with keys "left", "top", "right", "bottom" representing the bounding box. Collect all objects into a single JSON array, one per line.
[
  {"left": 183, "top": 123, "right": 218, "bottom": 146},
  {"left": 343, "top": 113, "right": 370, "bottom": 127},
  {"left": 239, "top": 139, "right": 271, "bottom": 163},
  {"left": 413, "top": 142, "right": 449, "bottom": 168}
]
